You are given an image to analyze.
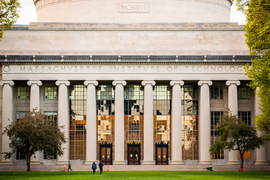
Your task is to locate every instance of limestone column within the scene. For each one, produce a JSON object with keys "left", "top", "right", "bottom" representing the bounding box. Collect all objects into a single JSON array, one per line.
[
  {"left": 27, "top": 80, "right": 42, "bottom": 164},
  {"left": 27, "top": 81, "right": 42, "bottom": 111},
  {"left": 254, "top": 87, "right": 268, "bottom": 165},
  {"left": 141, "top": 80, "right": 156, "bottom": 165},
  {"left": 112, "top": 80, "right": 126, "bottom": 164},
  {"left": 84, "top": 81, "right": 98, "bottom": 165},
  {"left": 226, "top": 80, "right": 241, "bottom": 165},
  {"left": 55, "top": 81, "right": 70, "bottom": 165},
  {"left": 170, "top": 81, "right": 184, "bottom": 165},
  {"left": 198, "top": 80, "right": 212, "bottom": 165},
  {"left": 0, "top": 81, "right": 14, "bottom": 164}
]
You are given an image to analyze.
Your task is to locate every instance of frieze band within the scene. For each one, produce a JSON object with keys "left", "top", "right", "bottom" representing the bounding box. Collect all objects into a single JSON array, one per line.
[{"left": 2, "top": 65, "right": 245, "bottom": 74}]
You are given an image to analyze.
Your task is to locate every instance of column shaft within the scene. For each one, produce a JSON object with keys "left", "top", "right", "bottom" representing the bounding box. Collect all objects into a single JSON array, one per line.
[
  {"left": 226, "top": 81, "right": 240, "bottom": 165},
  {"left": 27, "top": 81, "right": 42, "bottom": 164},
  {"left": 254, "top": 87, "right": 268, "bottom": 165},
  {"left": 84, "top": 81, "right": 98, "bottom": 164},
  {"left": 198, "top": 81, "right": 212, "bottom": 165},
  {"left": 170, "top": 81, "right": 184, "bottom": 165},
  {"left": 56, "top": 81, "right": 70, "bottom": 165},
  {"left": 142, "top": 81, "right": 155, "bottom": 165},
  {"left": 1, "top": 81, "right": 14, "bottom": 164},
  {"left": 112, "top": 81, "right": 126, "bottom": 164}
]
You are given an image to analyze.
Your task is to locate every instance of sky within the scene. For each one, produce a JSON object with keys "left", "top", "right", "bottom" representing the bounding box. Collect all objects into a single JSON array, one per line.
[{"left": 16, "top": 0, "right": 246, "bottom": 25}]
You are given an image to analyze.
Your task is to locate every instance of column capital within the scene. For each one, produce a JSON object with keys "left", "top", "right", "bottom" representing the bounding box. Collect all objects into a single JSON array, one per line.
[
  {"left": 55, "top": 81, "right": 70, "bottom": 86},
  {"left": 27, "top": 80, "right": 42, "bottom": 86},
  {"left": 0, "top": 81, "right": 14, "bottom": 86},
  {"left": 198, "top": 80, "right": 212, "bottom": 86},
  {"left": 170, "top": 80, "right": 184, "bottom": 86},
  {"left": 226, "top": 80, "right": 241, "bottom": 86},
  {"left": 84, "top": 80, "right": 98, "bottom": 86},
  {"left": 141, "top": 80, "right": 156, "bottom": 86},
  {"left": 112, "top": 80, "right": 126, "bottom": 86}
]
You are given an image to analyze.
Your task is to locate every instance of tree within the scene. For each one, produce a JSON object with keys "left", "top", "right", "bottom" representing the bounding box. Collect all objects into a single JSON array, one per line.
[
  {"left": 0, "top": 0, "right": 21, "bottom": 40},
  {"left": 236, "top": 0, "right": 270, "bottom": 139},
  {"left": 209, "top": 111, "right": 264, "bottom": 170},
  {"left": 2, "top": 109, "right": 66, "bottom": 171}
]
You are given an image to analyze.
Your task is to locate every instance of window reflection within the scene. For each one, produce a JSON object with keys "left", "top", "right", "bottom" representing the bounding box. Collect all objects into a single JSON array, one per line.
[
  {"left": 69, "top": 83, "right": 86, "bottom": 160},
  {"left": 124, "top": 84, "right": 144, "bottom": 160},
  {"left": 153, "top": 84, "right": 171, "bottom": 160},
  {"left": 97, "top": 84, "right": 115, "bottom": 160},
  {"left": 182, "top": 84, "right": 199, "bottom": 160}
]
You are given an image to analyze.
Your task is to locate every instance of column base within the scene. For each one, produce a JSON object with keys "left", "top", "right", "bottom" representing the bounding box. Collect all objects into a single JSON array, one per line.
[
  {"left": 255, "top": 161, "right": 269, "bottom": 166},
  {"left": 30, "top": 161, "right": 41, "bottom": 166},
  {"left": 227, "top": 160, "right": 240, "bottom": 165},
  {"left": 199, "top": 161, "right": 212, "bottom": 165},
  {"left": 0, "top": 160, "right": 13, "bottom": 166},
  {"left": 84, "top": 161, "right": 97, "bottom": 165},
  {"left": 170, "top": 160, "right": 184, "bottom": 165},
  {"left": 113, "top": 160, "right": 126, "bottom": 165},
  {"left": 56, "top": 161, "right": 69, "bottom": 166},
  {"left": 142, "top": 160, "right": 155, "bottom": 165}
]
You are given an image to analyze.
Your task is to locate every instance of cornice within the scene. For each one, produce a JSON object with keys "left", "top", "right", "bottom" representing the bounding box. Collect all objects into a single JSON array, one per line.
[{"left": 0, "top": 55, "right": 257, "bottom": 64}]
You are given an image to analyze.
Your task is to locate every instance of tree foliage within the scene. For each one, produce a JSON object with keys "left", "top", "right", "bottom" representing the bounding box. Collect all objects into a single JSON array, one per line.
[
  {"left": 0, "top": 0, "right": 21, "bottom": 40},
  {"left": 236, "top": 0, "right": 270, "bottom": 139},
  {"left": 2, "top": 109, "right": 66, "bottom": 171},
  {"left": 210, "top": 111, "right": 264, "bottom": 169}
]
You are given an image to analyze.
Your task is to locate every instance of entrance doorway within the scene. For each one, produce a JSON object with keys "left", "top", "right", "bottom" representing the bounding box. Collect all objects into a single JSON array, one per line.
[
  {"left": 127, "top": 142, "right": 140, "bottom": 165},
  {"left": 100, "top": 142, "right": 112, "bottom": 165},
  {"left": 156, "top": 142, "right": 168, "bottom": 165}
]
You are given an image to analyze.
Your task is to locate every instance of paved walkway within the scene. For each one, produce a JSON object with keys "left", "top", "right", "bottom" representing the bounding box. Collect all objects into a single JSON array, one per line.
[{"left": 0, "top": 164, "right": 270, "bottom": 172}]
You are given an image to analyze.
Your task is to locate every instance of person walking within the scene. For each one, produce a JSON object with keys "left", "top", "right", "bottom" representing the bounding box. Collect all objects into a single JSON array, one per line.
[
  {"left": 98, "top": 162, "right": 104, "bottom": 174},
  {"left": 68, "top": 161, "right": 73, "bottom": 171},
  {"left": 92, "top": 162, "right": 97, "bottom": 175}
]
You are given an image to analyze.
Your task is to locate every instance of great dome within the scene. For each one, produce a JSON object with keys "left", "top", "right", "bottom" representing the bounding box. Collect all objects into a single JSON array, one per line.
[{"left": 33, "top": 0, "right": 233, "bottom": 23}]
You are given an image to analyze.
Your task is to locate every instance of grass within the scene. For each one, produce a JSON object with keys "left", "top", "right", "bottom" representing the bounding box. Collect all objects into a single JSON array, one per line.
[{"left": 0, "top": 171, "right": 270, "bottom": 180}]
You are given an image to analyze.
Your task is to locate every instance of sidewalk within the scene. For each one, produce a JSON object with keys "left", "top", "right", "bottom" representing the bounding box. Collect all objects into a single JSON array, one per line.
[{"left": 0, "top": 164, "right": 270, "bottom": 172}]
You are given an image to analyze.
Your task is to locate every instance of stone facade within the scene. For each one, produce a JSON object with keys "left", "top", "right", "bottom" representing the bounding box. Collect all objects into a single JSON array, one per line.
[{"left": 0, "top": 0, "right": 269, "bottom": 167}]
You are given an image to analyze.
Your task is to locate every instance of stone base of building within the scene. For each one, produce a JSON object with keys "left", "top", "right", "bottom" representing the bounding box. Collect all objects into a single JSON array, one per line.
[
  {"left": 0, "top": 161, "right": 13, "bottom": 166},
  {"left": 255, "top": 160, "right": 269, "bottom": 166},
  {"left": 84, "top": 161, "right": 96, "bottom": 165},
  {"left": 56, "top": 161, "right": 69, "bottom": 166},
  {"left": 113, "top": 160, "right": 126, "bottom": 165},
  {"left": 142, "top": 160, "right": 155, "bottom": 165},
  {"left": 170, "top": 160, "right": 184, "bottom": 165},
  {"left": 198, "top": 161, "right": 212, "bottom": 165},
  {"left": 227, "top": 160, "right": 240, "bottom": 165},
  {"left": 30, "top": 161, "right": 41, "bottom": 166}
]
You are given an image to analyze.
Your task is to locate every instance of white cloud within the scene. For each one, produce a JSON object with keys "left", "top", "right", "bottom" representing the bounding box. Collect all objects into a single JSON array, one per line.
[{"left": 16, "top": 0, "right": 246, "bottom": 25}]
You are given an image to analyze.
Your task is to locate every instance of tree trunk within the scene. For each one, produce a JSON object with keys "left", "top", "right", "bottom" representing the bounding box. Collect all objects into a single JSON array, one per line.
[
  {"left": 240, "top": 153, "right": 244, "bottom": 169},
  {"left": 27, "top": 152, "right": 31, "bottom": 172}
]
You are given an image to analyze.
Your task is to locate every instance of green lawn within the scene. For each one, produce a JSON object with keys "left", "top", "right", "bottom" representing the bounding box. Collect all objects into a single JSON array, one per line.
[{"left": 0, "top": 171, "right": 270, "bottom": 180}]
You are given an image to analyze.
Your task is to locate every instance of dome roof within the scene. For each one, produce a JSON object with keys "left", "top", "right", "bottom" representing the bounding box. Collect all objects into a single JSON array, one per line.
[{"left": 34, "top": 0, "right": 233, "bottom": 23}]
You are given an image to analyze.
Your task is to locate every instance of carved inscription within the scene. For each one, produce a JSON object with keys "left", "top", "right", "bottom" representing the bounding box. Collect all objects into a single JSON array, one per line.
[
  {"left": 3, "top": 65, "right": 245, "bottom": 74},
  {"left": 118, "top": 3, "right": 149, "bottom": 13}
]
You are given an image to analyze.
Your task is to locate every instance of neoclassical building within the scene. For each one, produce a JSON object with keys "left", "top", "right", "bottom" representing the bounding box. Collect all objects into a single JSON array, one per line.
[{"left": 0, "top": 0, "right": 269, "bottom": 166}]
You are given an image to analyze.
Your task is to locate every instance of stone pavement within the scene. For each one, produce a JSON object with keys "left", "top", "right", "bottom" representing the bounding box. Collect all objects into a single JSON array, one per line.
[{"left": 0, "top": 164, "right": 270, "bottom": 172}]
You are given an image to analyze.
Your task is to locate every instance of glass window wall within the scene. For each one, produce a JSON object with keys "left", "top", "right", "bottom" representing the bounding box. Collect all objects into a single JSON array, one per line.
[
  {"left": 153, "top": 84, "right": 171, "bottom": 161},
  {"left": 211, "top": 111, "right": 224, "bottom": 159},
  {"left": 69, "top": 83, "right": 87, "bottom": 160},
  {"left": 97, "top": 84, "right": 115, "bottom": 160},
  {"left": 182, "top": 84, "right": 199, "bottom": 160},
  {"left": 124, "top": 83, "right": 144, "bottom": 160}
]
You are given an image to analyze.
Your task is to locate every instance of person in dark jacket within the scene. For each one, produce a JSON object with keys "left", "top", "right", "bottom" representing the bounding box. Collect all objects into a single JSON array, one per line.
[
  {"left": 92, "top": 162, "right": 97, "bottom": 174},
  {"left": 98, "top": 162, "right": 104, "bottom": 174},
  {"left": 68, "top": 161, "right": 73, "bottom": 171}
]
